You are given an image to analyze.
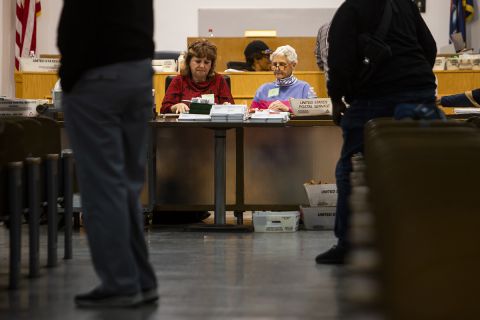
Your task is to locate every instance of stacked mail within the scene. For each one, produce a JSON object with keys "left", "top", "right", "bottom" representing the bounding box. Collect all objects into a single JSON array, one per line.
[
  {"left": 177, "top": 113, "right": 211, "bottom": 121},
  {"left": 210, "top": 104, "right": 248, "bottom": 122},
  {"left": 249, "top": 109, "right": 290, "bottom": 122},
  {"left": 453, "top": 108, "right": 480, "bottom": 114}
]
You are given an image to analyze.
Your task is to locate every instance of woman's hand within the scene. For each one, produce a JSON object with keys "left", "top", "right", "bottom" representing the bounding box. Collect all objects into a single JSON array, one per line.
[
  {"left": 268, "top": 100, "right": 290, "bottom": 112},
  {"left": 171, "top": 103, "right": 190, "bottom": 114}
]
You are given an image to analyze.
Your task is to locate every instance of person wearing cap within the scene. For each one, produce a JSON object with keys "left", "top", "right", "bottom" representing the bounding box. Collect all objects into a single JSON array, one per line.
[
  {"left": 244, "top": 40, "right": 272, "bottom": 71},
  {"left": 250, "top": 45, "right": 317, "bottom": 112}
]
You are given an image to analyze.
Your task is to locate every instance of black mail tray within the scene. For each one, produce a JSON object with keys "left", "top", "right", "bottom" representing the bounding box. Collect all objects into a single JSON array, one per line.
[{"left": 189, "top": 102, "right": 212, "bottom": 115}]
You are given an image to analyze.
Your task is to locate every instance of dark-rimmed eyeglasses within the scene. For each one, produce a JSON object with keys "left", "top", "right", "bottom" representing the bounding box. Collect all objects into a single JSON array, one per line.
[{"left": 271, "top": 62, "right": 288, "bottom": 70}]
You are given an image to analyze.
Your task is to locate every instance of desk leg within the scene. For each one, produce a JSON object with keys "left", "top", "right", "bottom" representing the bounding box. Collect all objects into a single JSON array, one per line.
[
  {"left": 234, "top": 127, "right": 244, "bottom": 224},
  {"left": 214, "top": 129, "right": 227, "bottom": 224},
  {"left": 184, "top": 127, "right": 251, "bottom": 233},
  {"left": 145, "top": 125, "right": 157, "bottom": 223}
]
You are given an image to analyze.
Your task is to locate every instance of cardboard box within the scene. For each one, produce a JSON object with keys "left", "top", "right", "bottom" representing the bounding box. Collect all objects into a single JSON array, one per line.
[
  {"left": 253, "top": 211, "right": 300, "bottom": 232},
  {"left": 300, "top": 206, "right": 335, "bottom": 230},
  {"left": 303, "top": 183, "right": 337, "bottom": 206}
]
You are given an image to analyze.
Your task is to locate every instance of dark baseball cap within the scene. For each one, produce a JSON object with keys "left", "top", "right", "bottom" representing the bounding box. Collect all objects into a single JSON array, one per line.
[{"left": 244, "top": 40, "right": 272, "bottom": 59}]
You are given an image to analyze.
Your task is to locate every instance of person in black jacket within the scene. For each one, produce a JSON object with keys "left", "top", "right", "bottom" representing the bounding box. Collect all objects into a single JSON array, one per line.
[
  {"left": 316, "top": 0, "right": 445, "bottom": 264},
  {"left": 57, "top": 0, "right": 158, "bottom": 307}
]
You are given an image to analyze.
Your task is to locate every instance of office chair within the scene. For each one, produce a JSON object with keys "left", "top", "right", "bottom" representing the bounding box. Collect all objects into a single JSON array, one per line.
[
  {"left": 154, "top": 51, "right": 181, "bottom": 60},
  {"left": 164, "top": 74, "right": 231, "bottom": 92},
  {"left": 226, "top": 61, "right": 250, "bottom": 71}
]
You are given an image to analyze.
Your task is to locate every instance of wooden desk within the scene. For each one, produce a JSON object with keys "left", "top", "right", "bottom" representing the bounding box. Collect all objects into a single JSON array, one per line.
[
  {"left": 147, "top": 118, "right": 341, "bottom": 216},
  {"left": 187, "top": 37, "right": 318, "bottom": 71}
]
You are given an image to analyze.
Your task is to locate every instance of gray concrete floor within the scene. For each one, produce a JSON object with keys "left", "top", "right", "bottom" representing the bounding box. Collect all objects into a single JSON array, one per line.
[{"left": 0, "top": 215, "right": 350, "bottom": 320}]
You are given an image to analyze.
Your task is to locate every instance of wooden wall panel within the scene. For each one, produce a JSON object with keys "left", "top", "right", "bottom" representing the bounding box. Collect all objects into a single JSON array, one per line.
[
  {"left": 187, "top": 37, "right": 318, "bottom": 71},
  {"left": 15, "top": 72, "right": 58, "bottom": 100},
  {"left": 15, "top": 71, "right": 480, "bottom": 115},
  {"left": 436, "top": 70, "right": 480, "bottom": 94}
]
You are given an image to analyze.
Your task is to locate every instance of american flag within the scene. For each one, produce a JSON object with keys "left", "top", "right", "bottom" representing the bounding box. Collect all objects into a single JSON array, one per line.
[{"left": 15, "top": 0, "right": 42, "bottom": 70}]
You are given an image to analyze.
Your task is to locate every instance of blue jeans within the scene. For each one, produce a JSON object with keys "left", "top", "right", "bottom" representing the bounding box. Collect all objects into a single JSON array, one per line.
[{"left": 334, "top": 89, "right": 445, "bottom": 247}]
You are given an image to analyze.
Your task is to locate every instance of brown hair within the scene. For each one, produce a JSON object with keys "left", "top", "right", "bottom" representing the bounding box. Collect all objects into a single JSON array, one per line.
[{"left": 181, "top": 39, "right": 217, "bottom": 79}]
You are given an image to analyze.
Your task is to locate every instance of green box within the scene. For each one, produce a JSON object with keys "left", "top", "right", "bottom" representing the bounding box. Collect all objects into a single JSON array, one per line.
[{"left": 189, "top": 102, "right": 212, "bottom": 115}]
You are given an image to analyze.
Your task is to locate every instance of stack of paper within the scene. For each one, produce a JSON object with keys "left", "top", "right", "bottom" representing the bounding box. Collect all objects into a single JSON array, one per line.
[
  {"left": 210, "top": 104, "right": 248, "bottom": 122},
  {"left": 177, "top": 113, "right": 211, "bottom": 121},
  {"left": 453, "top": 108, "right": 480, "bottom": 114},
  {"left": 249, "top": 110, "right": 290, "bottom": 122}
]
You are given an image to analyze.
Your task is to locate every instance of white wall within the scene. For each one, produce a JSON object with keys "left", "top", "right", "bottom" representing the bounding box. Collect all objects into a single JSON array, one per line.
[
  {"left": 1, "top": 0, "right": 477, "bottom": 97},
  {"left": 35, "top": 0, "right": 62, "bottom": 56},
  {"left": 0, "top": 1, "right": 15, "bottom": 97},
  {"left": 0, "top": 2, "right": 4, "bottom": 95},
  {"left": 156, "top": 0, "right": 344, "bottom": 50},
  {"left": 31, "top": 0, "right": 458, "bottom": 53},
  {"left": 468, "top": 4, "right": 480, "bottom": 51}
]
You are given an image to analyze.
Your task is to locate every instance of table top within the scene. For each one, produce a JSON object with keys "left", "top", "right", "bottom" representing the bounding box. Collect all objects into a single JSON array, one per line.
[{"left": 150, "top": 115, "right": 336, "bottom": 128}]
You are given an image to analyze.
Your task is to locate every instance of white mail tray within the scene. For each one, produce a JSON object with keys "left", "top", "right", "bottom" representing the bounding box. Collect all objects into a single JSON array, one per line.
[
  {"left": 253, "top": 211, "right": 300, "bottom": 232},
  {"left": 300, "top": 206, "right": 335, "bottom": 230}
]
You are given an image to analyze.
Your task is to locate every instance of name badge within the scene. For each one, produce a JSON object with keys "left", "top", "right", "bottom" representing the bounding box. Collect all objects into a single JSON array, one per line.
[
  {"left": 267, "top": 88, "right": 280, "bottom": 98},
  {"left": 201, "top": 94, "right": 215, "bottom": 104}
]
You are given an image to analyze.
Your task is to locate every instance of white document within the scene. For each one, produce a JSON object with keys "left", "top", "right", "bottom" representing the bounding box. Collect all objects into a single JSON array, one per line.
[
  {"left": 201, "top": 94, "right": 215, "bottom": 104},
  {"left": 453, "top": 108, "right": 480, "bottom": 114},
  {"left": 177, "top": 113, "right": 211, "bottom": 121},
  {"left": 290, "top": 98, "right": 332, "bottom": 116},
  {"left": 249, "top": 110, "right": 290, "bottom": 122},
  {"left": 19, "top": 57, "right": 60, "bottom": 72}
]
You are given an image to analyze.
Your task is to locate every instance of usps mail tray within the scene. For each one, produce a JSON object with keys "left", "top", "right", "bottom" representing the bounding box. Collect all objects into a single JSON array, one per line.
[
  {"left": 253, "top": 211, "right": 300, "bottom": 232},
  {"left": 300, "top": 206, "right": 335, "bottom": 230},
  {"left": 303, "top": 183, "right": 337, "bottom": 207}
]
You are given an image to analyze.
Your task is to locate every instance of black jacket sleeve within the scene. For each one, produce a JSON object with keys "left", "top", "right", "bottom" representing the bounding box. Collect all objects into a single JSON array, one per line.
[
  {"left": 411, "top": 1, "right": 436, "bottom": 67},
  {"left": 326, "top": 3, "right": 359, "bottom": 102}
]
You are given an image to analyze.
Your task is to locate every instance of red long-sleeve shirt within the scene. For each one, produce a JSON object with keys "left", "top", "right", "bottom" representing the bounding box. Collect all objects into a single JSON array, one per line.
[{"left": 161, "top": 74, "right": 234, "bottom": 113}]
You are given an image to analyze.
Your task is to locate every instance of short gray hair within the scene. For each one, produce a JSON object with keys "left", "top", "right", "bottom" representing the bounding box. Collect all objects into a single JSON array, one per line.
[{"left": 270, "top": 45, "right": 298, "bottom": 64}]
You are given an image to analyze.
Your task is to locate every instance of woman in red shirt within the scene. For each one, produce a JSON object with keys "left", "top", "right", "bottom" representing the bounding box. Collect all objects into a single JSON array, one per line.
[{"left": 161, "top": 40, "right": 234, "bottom": 113}]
